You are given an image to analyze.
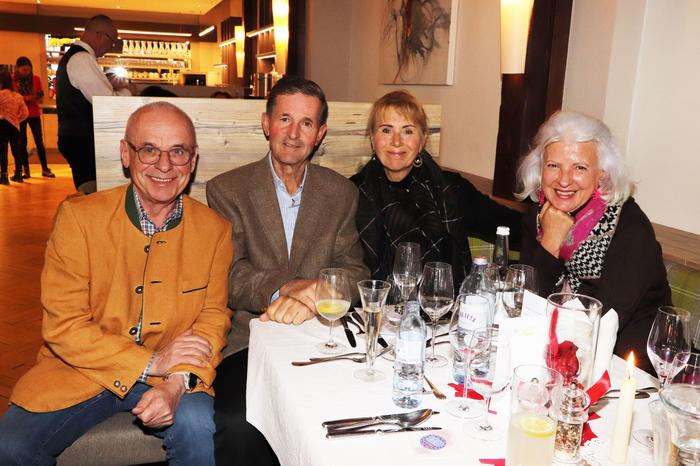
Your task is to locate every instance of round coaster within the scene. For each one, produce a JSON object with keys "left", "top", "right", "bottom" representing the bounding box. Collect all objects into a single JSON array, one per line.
[{"left": 420, "top": 434, "right": 446, "bottom": 450}]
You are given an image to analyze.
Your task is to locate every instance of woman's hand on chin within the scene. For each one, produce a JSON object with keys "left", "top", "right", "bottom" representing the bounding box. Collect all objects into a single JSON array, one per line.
[{"left": 539, "top": 201, "right": 574, "bottom": 257}]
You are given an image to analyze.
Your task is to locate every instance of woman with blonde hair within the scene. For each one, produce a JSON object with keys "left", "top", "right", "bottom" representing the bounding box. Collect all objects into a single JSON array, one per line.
[
  {"left": 516, "top": 111, "right": 671, "bottom": 372},
  {"left": 352, "top": 90, "right": 522, "bottom": 288}
]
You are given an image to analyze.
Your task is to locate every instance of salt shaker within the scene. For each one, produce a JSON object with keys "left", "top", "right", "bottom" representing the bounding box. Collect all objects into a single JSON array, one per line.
[{"left": 554, "top": 382, "right": 590, "bottom": 462}]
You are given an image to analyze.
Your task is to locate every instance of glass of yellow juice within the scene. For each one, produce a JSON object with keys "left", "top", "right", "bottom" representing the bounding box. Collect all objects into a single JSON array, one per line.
[{"left": 505, "top": 364, "right": 563, "bottom": 466}]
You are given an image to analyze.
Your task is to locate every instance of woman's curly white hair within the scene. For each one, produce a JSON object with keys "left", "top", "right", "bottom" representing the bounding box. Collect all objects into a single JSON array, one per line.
[{"left": 515, "top": 111, "right": 634, "bottom": 204}]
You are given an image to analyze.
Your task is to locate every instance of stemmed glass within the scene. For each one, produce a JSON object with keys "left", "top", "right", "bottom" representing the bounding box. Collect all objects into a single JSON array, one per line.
[
  {"left": 446, "top": 294, "right": 492, "bottom": 418},
  {"left": 314, "top": 268, "right": 351, "bottom": 355},
  {"left": 667, "top": 351, "right": 700, "bottom": 385},
  {"left": 633, "top": 306, "right": 692, "bottom": 448},
  {"left": 647, "top": 306, "right": 692, "bottom": 386},
  {"left": 393, "top": 242, "right": 422, "bottom": 306},
  {"left": 354, "top": 280, "right": 391, "bottom": 382},
  {"left": 418, "top": 262, "right": 454, "bottom": 367},
  {"left": 465, "top": 326, "right": 508, "bottom": 441},
  {"left": 502, "top": 264, "right": 538, "bottom": 318}
]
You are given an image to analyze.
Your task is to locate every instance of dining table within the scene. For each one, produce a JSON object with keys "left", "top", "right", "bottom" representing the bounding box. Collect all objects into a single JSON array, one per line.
[{"left": 245, "top": 316, "right": 658, "bottom": 466}]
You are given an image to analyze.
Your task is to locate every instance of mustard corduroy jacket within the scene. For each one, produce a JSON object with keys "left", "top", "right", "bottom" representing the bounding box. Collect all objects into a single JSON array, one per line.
[{"left": 11, "top": 184, "right": 233, "bottom": 412}]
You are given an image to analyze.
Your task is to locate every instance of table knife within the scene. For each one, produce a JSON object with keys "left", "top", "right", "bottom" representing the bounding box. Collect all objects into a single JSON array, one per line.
[
  {"left": 351, "top": 310, "right": 389, "bottom": 348},
  {"left": 340, "top": 316, "right": 357, "bottom": 347},
  {"left": 326, "top": 426, "right": 441, "bottom": 439}
]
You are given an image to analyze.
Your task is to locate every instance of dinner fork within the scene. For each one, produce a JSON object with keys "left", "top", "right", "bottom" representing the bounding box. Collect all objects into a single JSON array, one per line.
[{"left": 291, "top": 355, "right": 367, "bottom": 366}]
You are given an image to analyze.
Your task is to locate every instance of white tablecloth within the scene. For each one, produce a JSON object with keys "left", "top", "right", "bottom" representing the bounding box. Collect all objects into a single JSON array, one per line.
[{"left": 246, "top": 318, "right": 657, "bottom": 466}]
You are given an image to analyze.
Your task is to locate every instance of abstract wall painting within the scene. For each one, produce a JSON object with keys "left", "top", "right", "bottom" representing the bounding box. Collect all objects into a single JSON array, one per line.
[{"left": 379, "top": 0, "right": 459, "bottom": 85}]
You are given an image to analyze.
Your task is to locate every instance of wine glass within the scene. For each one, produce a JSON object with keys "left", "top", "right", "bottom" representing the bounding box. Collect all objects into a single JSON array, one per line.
[
  {"left": 693, "top": 320, "right": 700, "bottom": 352},
  {"left": 354, "top": 280, "right": 391, "bottom": 382},
  {"left": 502, "top": 264, "right": 538, "bottom": 318},
  {"left": 667, "top": 351, "right": 700, "bottom": 385},
  {"left": 446, "top": 294, "right": 492, "bottom": 418},
  {"left": 647, "top": 306, "right": 692, "bottom": 386},
  {"left": 393, "top": 242, "right": 422, "bottom": 306},
  {"left": 418, "top": 262, "right": 454, "bottom": 367},
  {"left": 315, "top": 268, "right": 351, "bottom": 355},
  {"left": 465, "top": 326, "right": 508, "bottom": 441}
]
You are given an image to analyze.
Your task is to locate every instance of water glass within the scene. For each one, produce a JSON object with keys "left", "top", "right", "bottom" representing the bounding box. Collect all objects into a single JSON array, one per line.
[
  {"left": 505, "top": 364, "right": 563, "bottom": 466},
  {"left": 647, "top": 306, "right": 692, "bottom": 386},
  {"left": 502, "top": 264, "right": 538, "bottom": 318},
  {"left": 418, "top": 262, "right": 454, "bottom": 367},
  {"left": 545, "top": 293, "right": 602, "bottom": 387},
  {"left": 354, "top": 280, "right": 391, "bottom": 382}
]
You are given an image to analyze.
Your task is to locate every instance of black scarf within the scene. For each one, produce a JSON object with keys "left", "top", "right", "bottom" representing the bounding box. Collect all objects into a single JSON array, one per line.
[{"left": 352, "top": 150, "right": 471, "bottom": 288}]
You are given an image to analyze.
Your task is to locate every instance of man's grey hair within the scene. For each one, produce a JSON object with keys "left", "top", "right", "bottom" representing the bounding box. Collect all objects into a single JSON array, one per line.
[{"left": 515, "top": 111, "right": 634, "bottom": 204}]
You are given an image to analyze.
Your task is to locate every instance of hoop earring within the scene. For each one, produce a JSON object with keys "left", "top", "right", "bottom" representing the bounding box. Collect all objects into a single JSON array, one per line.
[{"left": 413, "top": 154, "right": 423, "bottom": 168}]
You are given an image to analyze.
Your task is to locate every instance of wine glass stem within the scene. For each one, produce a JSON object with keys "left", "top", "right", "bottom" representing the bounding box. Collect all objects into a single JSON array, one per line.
[
  {"left": 461, "top": 353, "right": 471, "bottom": 409},
  {"left": 328, "top": 321, "right": 335, "bottom": 347},
  {"left": 480, "top": 396, "right": 492, "bottom": 431},
  {"left": 431, "top": 319, "right": 438, "bottom": 359}
]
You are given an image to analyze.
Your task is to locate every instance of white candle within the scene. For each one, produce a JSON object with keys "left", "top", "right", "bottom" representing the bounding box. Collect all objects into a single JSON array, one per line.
[{"left": 609, "top": 352, "right": 637, "bottom": 463}]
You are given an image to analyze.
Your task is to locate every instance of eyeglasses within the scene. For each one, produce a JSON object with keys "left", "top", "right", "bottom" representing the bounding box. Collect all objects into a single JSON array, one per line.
[{"left": 126, "top": 141, "right": 195, "bottom": 166}]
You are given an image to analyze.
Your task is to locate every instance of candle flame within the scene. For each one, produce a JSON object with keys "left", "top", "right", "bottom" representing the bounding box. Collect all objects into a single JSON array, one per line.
[{"left": 626, "top": 352, "right": 635, "bottom": 378}]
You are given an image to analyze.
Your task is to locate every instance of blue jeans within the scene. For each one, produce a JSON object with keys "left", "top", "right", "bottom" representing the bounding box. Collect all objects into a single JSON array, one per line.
[{"left": 0, "top": 383, "right": 214, "bottom": 466}]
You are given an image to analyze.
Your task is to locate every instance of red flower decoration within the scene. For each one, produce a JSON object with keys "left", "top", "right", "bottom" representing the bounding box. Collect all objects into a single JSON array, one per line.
[{"left": 546, "top": 307, "right": 580, "bottom": 382}]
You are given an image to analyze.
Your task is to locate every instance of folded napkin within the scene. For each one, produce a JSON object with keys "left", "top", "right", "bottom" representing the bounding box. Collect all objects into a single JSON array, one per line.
[{"left": 592, "top": 309, "right": 618, "bottom": 383}]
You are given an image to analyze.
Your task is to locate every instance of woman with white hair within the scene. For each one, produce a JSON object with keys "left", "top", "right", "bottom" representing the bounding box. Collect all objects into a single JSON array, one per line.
[{"left": 516, "top": 111, "right": 671, "bottom": 373}]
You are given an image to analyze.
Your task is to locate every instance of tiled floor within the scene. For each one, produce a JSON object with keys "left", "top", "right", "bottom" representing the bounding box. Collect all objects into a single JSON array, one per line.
[{"left": 0, "top": 163, "right": 75, "bottom": 414}]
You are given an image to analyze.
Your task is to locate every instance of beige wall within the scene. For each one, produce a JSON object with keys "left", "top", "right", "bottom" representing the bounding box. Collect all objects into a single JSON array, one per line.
[
  {"left": 564, "top": 0, "right": 699, "bottom": 234},
  {"left": 305, "top": 0, "right": 502, "bottom": 178}
]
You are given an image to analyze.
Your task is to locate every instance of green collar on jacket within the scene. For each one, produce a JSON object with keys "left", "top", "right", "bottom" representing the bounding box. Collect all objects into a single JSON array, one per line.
[{"left": 124, "top": 184, "right": 183, "bottom": 232}]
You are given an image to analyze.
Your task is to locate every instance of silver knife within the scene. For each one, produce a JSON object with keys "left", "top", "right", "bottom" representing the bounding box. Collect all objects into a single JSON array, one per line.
[
  {"left": 326, "top": 426, "right": 441, "bottom": 439},
  {"left": 340, "top": 316, "right": 357, "bottom": 348}
]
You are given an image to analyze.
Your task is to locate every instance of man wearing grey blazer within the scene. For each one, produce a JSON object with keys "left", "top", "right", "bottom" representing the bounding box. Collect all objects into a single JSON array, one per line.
[{"left": 206, "top": 76, "right": 369, "bottom": 466}]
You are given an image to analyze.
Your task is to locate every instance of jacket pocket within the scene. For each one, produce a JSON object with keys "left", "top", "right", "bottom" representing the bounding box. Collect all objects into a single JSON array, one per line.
[{"left": 181, "top": 280, "right": 209, "bottom": 294}]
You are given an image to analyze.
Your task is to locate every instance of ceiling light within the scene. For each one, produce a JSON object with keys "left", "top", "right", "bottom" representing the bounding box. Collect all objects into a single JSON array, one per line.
[
  {"left": 198, "top": 25, "right": 215, "bottom": 37},
  {"left": 213, "top": 64, "right": 228, "bottom": 68},
  {"left": 74, "top": 27, "right": 192, "bottom": 38},
  {"left": 219, "top": 38, "right": 236, "bottom": 47}
]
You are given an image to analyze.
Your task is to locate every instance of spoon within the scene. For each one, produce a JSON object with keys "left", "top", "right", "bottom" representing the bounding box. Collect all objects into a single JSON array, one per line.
[
  {"left": 424, "top": 374, "right": 447, "bottom": 400},
  {"left": 324, "top": 408, "right": 435, "bottom": 431}
]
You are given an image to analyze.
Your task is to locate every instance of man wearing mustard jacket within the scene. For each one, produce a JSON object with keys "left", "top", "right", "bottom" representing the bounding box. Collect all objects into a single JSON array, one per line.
[{"left": 0, "top": 101, "right": 232, "bottom": 466}]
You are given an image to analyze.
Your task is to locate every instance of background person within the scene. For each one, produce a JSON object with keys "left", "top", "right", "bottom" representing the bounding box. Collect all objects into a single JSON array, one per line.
[
  {"left": 516, "top": 111, "right": 671, "bottom": 372},
  {"left": 0, "top": 71, "right": 28, "bottom": 185},
  {"left": 56, "top": 14, "right": 135, "bottom": 194},
  {"left": 13, "top": 56, "right": 54, "bottom": 178},
  {"left": 351, "top": 90, "right": 522, "bottom": 288}
]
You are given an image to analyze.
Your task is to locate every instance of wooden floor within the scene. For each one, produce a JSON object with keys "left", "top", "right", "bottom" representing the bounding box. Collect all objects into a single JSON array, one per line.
[{"left": 0, "top": 162, "right": 75, "bottom": 414}]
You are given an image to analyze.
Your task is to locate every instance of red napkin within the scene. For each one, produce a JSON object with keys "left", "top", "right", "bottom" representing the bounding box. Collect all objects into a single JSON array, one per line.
[
  {"left": 447, "top": 383, "right": 497, "bottom": 414},
  {"left": 479, "top": 459, "right": 505, "bottom": 465}
]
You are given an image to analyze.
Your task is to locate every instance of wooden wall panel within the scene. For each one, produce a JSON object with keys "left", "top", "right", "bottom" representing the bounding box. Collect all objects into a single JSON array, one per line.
[{"left": 93, "top": 96, "right": 441, "bottom": 204}]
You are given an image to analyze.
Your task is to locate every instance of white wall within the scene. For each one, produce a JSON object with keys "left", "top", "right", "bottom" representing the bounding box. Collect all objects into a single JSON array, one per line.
[
  {"left": 306, "top": 0, "right": 502, "bottom": 178},
  {"left": 564, "top": 0, "right": 699, "bottom": 234}
]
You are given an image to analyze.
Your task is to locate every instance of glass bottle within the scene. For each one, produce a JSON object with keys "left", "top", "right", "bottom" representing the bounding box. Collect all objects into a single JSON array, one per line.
[{"left": 392, "top": 301, "right": 426, "bottom": 408}]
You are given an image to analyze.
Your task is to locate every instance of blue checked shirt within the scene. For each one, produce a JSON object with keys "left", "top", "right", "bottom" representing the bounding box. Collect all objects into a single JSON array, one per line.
[{"left": 133, "top": 190, "right": 183, "bottom": 382}]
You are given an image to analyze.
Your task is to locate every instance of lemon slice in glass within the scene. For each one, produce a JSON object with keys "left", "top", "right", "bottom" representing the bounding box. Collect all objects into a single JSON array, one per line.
[{"left": 519, "top": 415, "right": 556, "bottom": 438}]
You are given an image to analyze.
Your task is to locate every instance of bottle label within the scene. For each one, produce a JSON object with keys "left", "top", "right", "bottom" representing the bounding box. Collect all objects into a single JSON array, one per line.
[
  {"left": 396, "top": 332, "right": 424, "bottom": 364},
  {"left": 458, "top": 300, "right": 490, "bottom": 331}
]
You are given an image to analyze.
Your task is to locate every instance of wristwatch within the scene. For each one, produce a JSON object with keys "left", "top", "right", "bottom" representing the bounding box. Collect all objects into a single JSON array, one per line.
[{"left": 167, "top": 372, "right": 198, "bottom": 392}]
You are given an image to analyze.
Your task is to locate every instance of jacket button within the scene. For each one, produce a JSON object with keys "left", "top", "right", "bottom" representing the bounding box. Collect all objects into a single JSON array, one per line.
[
  {"left": 135, "top": 285, "right": 143, "bottom": 294},
  {"left": 128, "top": 327, "right": 138, "bottom": 335},
  {"left": 114, "top": 380, "right": 121, "bottom": 388},
  {"left": 144, "top": 245, "right": 150, "bottom": 253},
  {"left": 120, "top": 385, "right": 127, "bottom": 393}
]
